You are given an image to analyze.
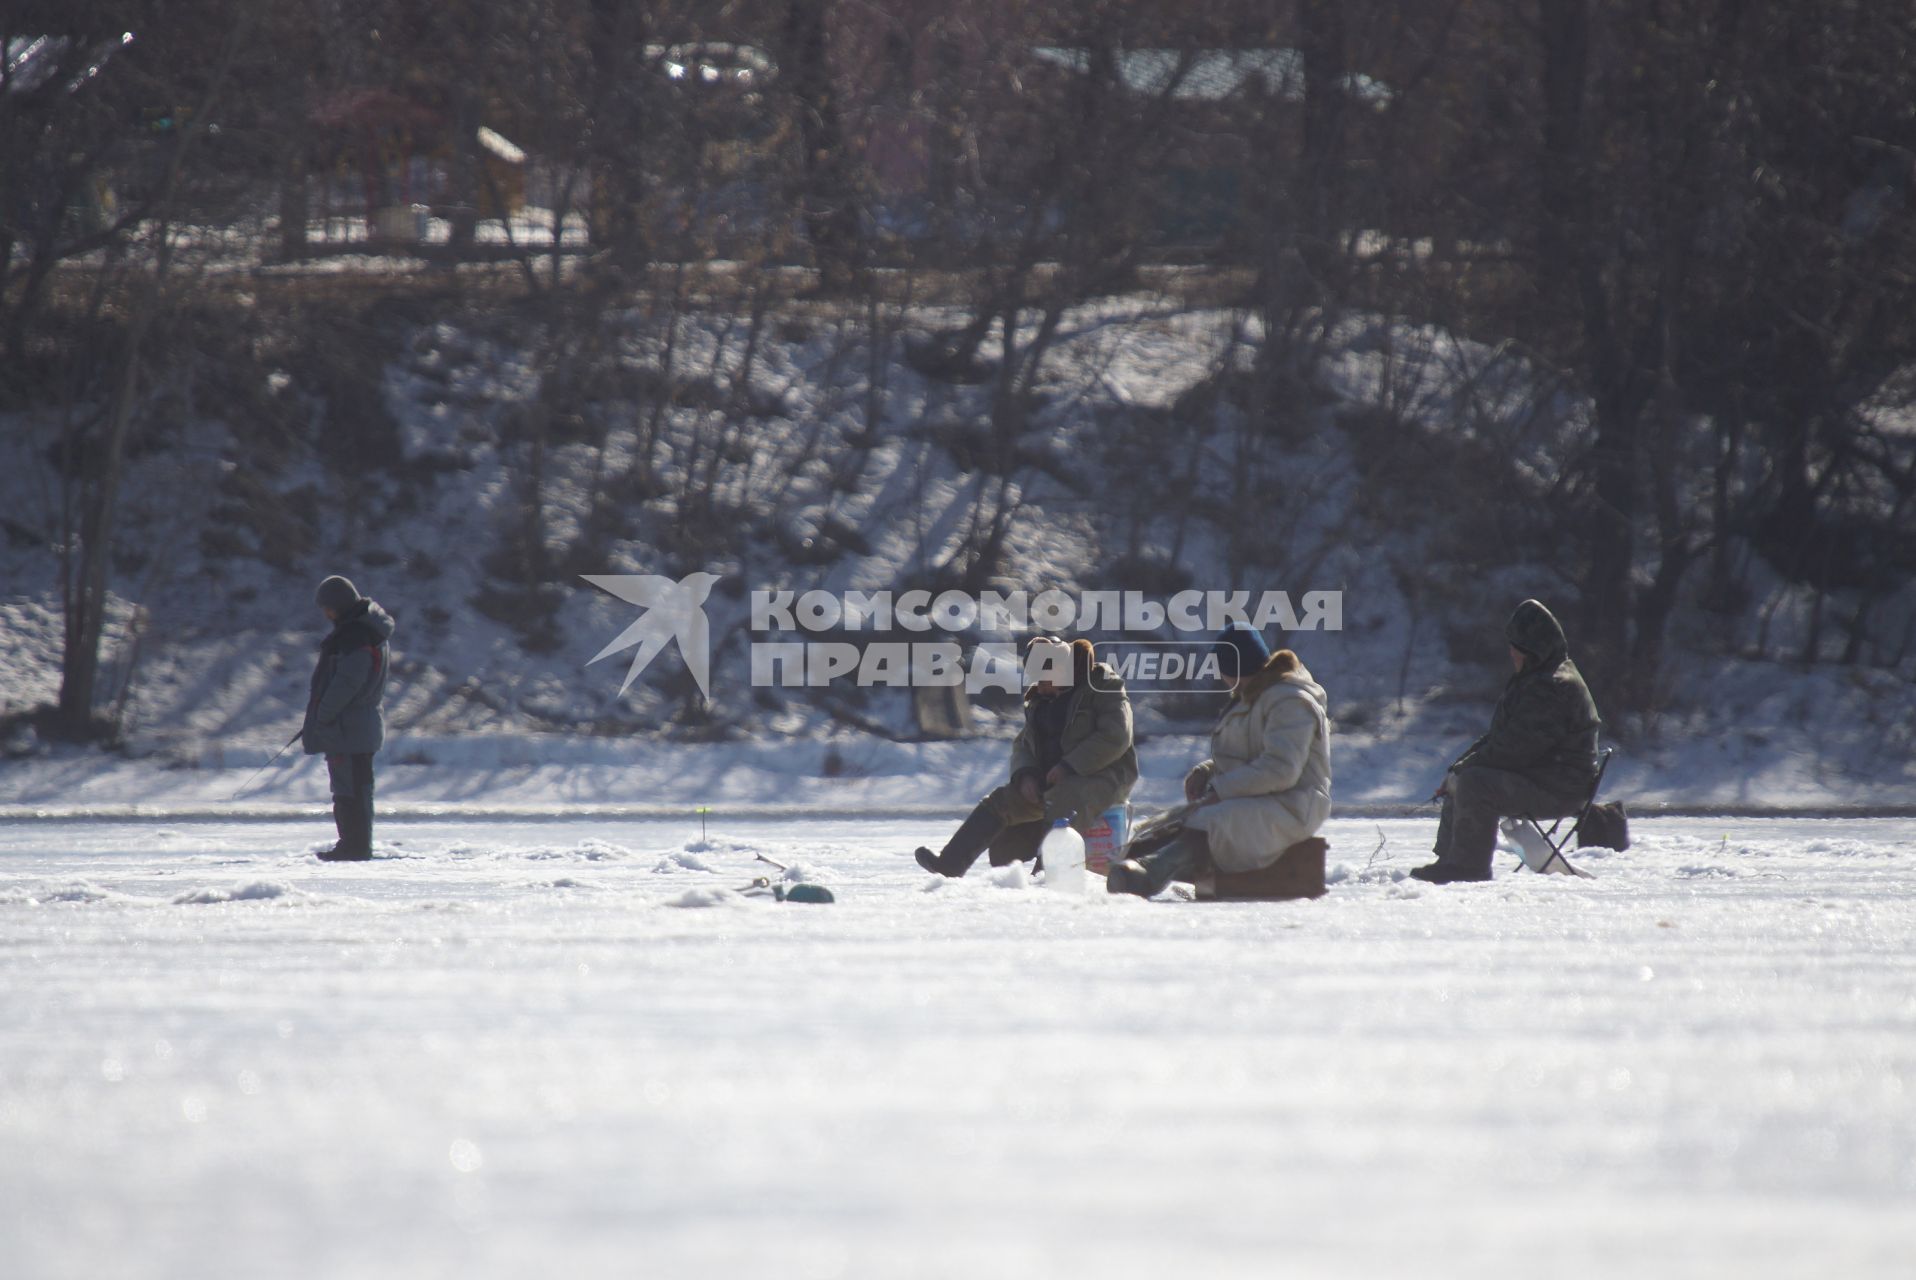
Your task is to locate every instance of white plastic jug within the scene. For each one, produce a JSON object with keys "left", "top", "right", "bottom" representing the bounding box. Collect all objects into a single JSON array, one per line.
[{"left": 1042, "top": 817, "right": 1086, "bottom": 894}]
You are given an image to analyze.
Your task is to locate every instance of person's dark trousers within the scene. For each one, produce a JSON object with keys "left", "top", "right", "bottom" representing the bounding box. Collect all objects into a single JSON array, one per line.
[
  {"left": 324, "top": 753, "right": 375, "bottom": 860},
  {"left": 1108, "top": 830, "right": 1209, "bottom": 898},
  {"left": 987, "top": 821, "right": 1048, "bottom": 868},
  {"left": 917, "top": 797, "right": 1003, "bottom": 876},
  {"left": 916, "top": 808, "right": 1051, "bottom": 877},
  {"left": 917, "top": 774, "right": 1116, "bottom": 877},
  {"left": 1430, "top": 764, "right": 1583, "bottom": 877}
]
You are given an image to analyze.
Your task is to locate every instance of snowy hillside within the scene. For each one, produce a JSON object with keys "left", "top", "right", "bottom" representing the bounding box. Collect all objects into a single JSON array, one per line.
[{"left": 3, "top": 287, "right": 1913, "bottom": 811}]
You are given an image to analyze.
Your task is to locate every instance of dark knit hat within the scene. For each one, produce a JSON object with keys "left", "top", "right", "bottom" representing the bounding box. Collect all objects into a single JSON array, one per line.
[
  {"left": 315, "top": 575, "right": 361, "bottom": 612},
  {"left": 1212, "top": 622, "right": 1271, "bottom": 680}
]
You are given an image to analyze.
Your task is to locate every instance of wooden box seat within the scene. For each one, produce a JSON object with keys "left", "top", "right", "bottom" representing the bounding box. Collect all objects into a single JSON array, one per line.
[{"left": 1192, "top": 837, "right": 1329, "bottom": 901}]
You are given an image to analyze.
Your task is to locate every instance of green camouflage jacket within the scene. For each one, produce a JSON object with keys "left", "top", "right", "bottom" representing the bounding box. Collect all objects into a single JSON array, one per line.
[{"left": 1455, "top": 599, "right": 1601, "bottom": 797}]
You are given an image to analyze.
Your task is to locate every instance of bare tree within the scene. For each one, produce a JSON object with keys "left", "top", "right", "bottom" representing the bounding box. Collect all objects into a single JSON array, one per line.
[{"left": 46, "top": 8, "right": 251, "bottom": 738}]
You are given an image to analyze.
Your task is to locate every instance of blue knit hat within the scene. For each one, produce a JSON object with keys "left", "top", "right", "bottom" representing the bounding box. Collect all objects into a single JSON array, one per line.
[{"left": 1212, "top": 622, "right": 1271, "bottom": 680}]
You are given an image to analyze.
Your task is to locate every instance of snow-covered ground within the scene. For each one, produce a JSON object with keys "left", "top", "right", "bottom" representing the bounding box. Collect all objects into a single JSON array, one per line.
[{"left": 3, "top": 813, "right": 1912, "bottom": 1279}]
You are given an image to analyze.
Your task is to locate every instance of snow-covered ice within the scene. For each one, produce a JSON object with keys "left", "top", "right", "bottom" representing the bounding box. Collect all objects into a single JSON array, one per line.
[{"left": 2, "top": 814, "right": 1913, "bottom": 1278}]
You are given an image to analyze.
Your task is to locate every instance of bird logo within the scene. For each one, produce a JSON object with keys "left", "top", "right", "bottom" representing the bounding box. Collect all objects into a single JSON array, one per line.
[{"left": 582, "top": 572, "right": 721, "bottom": 702}]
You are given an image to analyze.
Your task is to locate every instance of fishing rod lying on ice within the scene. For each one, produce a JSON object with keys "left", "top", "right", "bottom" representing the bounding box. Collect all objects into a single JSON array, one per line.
[{"left": 736, "top": 852, "right": 835, "bottom": 903}]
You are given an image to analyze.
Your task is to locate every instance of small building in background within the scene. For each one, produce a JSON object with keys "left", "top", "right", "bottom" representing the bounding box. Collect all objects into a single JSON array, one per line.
[{"left": 302, "top": 88, "right": 526, "bottom": 250}]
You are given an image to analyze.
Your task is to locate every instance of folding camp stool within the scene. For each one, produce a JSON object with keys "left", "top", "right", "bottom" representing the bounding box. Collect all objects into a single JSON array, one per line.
[{"left": 1510, "top": 746, "right": 1615, "bottom": 875}]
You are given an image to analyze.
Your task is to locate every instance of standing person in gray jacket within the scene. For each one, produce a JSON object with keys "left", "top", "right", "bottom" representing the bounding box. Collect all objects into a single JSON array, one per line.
[{"left": 303, "top": 576, "right": 396, "bottom": 861}]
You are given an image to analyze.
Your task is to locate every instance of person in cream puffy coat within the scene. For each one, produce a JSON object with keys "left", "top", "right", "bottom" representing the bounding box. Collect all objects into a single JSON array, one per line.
[
  {"left": 1183, "top": 642, "right": 1331, "bottom": 872},
  {"left": 1109, "top": 624, "right": 1331, "bottom": 897}
]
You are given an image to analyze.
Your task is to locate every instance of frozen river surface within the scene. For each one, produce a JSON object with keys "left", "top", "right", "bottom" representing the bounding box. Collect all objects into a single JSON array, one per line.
[{"left": 2, "top": 814, "right": 1913, "bottom": 1279}]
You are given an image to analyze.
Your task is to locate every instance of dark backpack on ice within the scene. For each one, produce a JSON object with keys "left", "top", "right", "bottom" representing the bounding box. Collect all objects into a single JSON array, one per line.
[{"left": 1576, "top": 801, "right": 1631, "bottom": 851}]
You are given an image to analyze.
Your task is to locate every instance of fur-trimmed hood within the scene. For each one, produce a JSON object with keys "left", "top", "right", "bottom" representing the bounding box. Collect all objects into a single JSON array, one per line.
[{"left": 1232, "top": 648, "right": 1323, "bottom": 710}]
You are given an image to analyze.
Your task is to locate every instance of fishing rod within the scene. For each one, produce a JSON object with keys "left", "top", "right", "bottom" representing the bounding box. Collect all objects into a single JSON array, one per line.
[{"left": 228, "top": 728, "right": 303, "bottom": 800}]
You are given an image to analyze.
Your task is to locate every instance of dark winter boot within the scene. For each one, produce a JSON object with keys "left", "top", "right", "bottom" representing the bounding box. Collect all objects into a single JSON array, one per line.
[
  {"left": 1408, "top": 859, "right": 1489, "bottom": 884},
  {"left": 1107, "top": 831, "right": 1208, "bottom": 898},
  {"left": 915, "top": 800, "right": 1005, "bottom": 877},
  {"left": 318, "top": 796, "right": 372, "bottom": 862}
]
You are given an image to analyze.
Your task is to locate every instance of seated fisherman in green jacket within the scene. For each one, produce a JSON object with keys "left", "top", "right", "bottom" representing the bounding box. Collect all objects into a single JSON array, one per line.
[
  {"left": 1412, "top": 599, "right": 1601, "bottom": 884},
  {"left": 914, "top": 636, "right": 1138, "bottom": 877}
]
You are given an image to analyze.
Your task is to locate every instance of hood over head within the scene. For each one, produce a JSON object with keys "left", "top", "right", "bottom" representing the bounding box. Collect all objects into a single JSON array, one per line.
[{"left": 1505, "top": 598, "right": 1568, "bottom": 667}]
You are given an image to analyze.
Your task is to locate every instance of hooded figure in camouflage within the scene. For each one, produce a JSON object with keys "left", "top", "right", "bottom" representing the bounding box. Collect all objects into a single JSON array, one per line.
[
  {"left": 303, "top": 575, "right": 396, "bottom": 862},
  {"left": 1411, "top": 599, "right": 1600, "bottom": 884},
  {"left": 914, "top": 636, "right": 1138, "bottom": 878}
]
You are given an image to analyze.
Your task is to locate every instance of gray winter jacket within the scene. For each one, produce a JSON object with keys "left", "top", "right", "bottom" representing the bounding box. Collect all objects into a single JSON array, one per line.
[{"left": 302, "top": 600, "right": 395, "bottom": 756}]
